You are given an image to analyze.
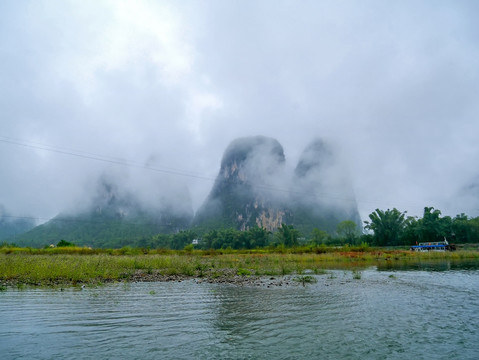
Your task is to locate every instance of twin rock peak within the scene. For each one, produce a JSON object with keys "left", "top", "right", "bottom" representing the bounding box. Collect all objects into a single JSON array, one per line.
[{"left": 194, "top": 135, "right": 360, "bottom": 235}]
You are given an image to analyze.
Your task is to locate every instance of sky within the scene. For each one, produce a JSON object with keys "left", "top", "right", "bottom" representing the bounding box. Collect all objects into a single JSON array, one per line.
[{"left": 1, "top": 0, "right": 478, "bottom": 223}]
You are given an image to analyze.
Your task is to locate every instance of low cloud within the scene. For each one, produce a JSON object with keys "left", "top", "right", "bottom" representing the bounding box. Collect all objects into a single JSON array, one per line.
[{"left": 0, "top": 1, "right": 478, "bottom": 224}]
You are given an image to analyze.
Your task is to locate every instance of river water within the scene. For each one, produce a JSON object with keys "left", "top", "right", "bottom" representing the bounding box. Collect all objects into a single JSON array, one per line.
[{"left": 1, "top": 262, "right": 478, "bottom": 359}]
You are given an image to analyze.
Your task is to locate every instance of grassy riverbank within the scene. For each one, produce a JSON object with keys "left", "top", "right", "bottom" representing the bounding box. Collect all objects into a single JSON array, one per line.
[{"left": 1, "top": 246, "right": 478, "bottom": 286}]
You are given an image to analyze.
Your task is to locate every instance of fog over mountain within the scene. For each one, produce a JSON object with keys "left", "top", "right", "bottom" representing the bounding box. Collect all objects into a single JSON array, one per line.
[
  {"left": 194, "top": 136, "right": 292, "bottom": 232},
  {"left": 194, "top": 136, "right": 360, "bottom": 235},
  {"left": 0, "top": 204, "right": 35, "bottom": 241},
  {"left": 13, "top": 173, "right": 194, "bottom": 247},
  {"left": 291, "top": 139, "right": 361, "bottom": 233},
  {"left": 1, "top": 1, "right": 478, "bottom": 226}
]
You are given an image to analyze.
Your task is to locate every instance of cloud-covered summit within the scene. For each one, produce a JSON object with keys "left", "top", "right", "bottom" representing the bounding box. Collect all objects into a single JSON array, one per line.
[
  {"left": 194, "top": 136, "right": 360, "bottom": 234},
  {"left": 1, "top": 1, "right": 478, "bottom": 225}
]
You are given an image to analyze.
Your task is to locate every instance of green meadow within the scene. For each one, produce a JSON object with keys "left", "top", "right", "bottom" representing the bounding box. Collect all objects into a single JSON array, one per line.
[{"left": 1, "top": 245, "right": 478, "bottom": 287}]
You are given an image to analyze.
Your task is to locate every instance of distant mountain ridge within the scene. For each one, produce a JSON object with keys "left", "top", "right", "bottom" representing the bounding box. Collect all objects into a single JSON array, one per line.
[
  {"left": 0, "top": 205, "right": 36, "bottom": 241},
  {"left": 12, "top": 177, "right": 194, "bottom": 248},
  {"left": 9, "top": 135, "right": 361, "bottom": 248}
]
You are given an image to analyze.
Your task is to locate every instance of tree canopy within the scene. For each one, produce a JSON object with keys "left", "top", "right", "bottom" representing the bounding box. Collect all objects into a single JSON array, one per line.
[
  {"left": 365, "top": 207, "right": 479, "bottom": 246},
  {"left": 364, "top": 208, "right": 408, "bottom": 246}
]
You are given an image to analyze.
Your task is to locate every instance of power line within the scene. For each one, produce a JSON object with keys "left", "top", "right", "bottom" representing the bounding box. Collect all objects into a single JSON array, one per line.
[
  {"left": 0, "top": 135, "right": 216, "bottom": 182},
  {"left": 0, "top": 135, "right": 358, "bottom": 200},
  {"left": 0, "top": 134, "right": 432, "bottom": 209}
]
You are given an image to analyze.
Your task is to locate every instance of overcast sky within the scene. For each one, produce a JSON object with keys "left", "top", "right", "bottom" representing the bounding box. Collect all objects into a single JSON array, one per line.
[{"left": 1, "top": 0, "right": 478, "bottom": 223}]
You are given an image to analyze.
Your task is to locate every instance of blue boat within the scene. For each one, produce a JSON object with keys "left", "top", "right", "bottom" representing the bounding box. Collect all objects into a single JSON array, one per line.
[{"left": 410, "top": 239, "right": 455, "bottom": 252}]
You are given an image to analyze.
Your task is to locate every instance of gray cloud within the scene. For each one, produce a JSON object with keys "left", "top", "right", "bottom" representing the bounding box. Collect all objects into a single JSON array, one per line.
[{"left": 1, "top": 0, "right": 478, "bottom": 223}]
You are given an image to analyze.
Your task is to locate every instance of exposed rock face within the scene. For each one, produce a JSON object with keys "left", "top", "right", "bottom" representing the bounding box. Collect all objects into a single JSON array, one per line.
[
  {"left": 194, "top": 136, "right": 292, "bottom": 232},
  {"left": 194, "top": 136, "right": 361, "bottom": 235}
]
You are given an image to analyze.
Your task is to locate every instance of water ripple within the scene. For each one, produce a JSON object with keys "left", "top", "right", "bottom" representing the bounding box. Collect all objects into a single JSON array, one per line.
[{"left": 1, "top": 269, "right": 479, "bottom": 359}]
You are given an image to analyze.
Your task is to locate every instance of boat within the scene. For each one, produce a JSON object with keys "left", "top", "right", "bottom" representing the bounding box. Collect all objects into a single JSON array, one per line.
[{"left": 410, "top": 239, "right": 456, "bottom": 252}]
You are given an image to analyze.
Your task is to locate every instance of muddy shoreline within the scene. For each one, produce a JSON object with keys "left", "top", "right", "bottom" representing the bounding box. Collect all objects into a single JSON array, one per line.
[{"left": 0, "top": 269, "right": 306, "bottom": 288}]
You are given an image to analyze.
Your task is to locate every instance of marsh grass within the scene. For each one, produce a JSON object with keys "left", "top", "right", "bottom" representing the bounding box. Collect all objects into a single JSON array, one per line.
[
  {"left": 1, "top": 248, "right": 478, "bottom": 286},
  {"left": 327, "top": 272, "right": 337, "bottom": 279},
  {"left": 237, "top": 268, "right": 252, "bottom": 276},
  {"left": 352, "top": 270, "right": 362, "bottom": 280},
  {"left": 293, "top": 275, "right": 318, "bottom": 286}
]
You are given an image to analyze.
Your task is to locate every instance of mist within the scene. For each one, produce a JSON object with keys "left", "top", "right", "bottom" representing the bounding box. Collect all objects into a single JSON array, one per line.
[{"left": 1, "top": 1, "right": 478, "bottom": 225}]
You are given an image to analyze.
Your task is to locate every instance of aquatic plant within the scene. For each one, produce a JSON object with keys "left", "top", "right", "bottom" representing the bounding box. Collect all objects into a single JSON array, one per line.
[
  {"left": 293, "top": 275, "right": 318, "bottom": 286},
  {"left": 352, "top": 270, "right": 362, "bottom": 280}
]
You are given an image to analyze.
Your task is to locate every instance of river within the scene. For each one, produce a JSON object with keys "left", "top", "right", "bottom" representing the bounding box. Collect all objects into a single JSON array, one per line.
[{"left": 1, "top": 261, "right": 478, "bottom": 359}]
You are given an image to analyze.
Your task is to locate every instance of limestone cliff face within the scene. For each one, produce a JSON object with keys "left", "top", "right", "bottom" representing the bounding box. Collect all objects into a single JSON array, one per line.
[
  {"left": 194, "top": 136, "right": 292, "bottom": 232},
  {"left": 194, "top": 136, "right": 362, "bottom": 235}
]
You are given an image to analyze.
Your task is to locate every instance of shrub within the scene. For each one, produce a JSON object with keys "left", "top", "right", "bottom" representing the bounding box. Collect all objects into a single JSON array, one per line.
[
  {"left": 57, "top": 240, "right": 76, "bottom": 247},
  {"left": 237, "top": 268, "right": 252, "bottom": 276}
]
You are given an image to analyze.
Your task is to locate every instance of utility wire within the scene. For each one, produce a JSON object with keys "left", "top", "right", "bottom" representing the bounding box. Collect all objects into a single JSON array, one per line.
[
  {"left": 0, "top": 135, "right": 428, "bottom": 209},
  {"left": 0, "top": 135, "right": 356, "bottom": 199},
  {"left": 0, "top": 136, "right": 216, "bottom": 181}
]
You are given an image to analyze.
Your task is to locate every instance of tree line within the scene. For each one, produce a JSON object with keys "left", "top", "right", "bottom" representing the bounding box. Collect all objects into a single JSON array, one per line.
[
  {"left": 142, "top": 207, "right": 479, "bottom": 250},
  {"left": 4, "top": 206, "right": 476, "bottom": 250},
  {"left": 364, "top": 207, "right": 479, "bottom": 246}
]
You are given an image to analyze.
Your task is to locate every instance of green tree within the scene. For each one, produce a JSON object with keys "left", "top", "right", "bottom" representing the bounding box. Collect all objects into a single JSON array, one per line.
[
  {"left": 336, "top": 220, "right": 359, "bottom": 244},
  {"left": 311, "top": 228, "right": 329, "bottom": 245},
  {"left": 469, "top": 217, "right": 479, "bottom": 243},
  {"left": 150, "top": 233, "right": 171, "bottom": 248},
  {"left": 452, "top": 213, "right": 470, "bottom": 243},
  {"left": 245, "top": 226, "right": 270, "bottom": 248},
  {"left": 417, "top": 207, "right": 452, "bottom": 243},
  {"left": 275, "top": 224, "right": 300, "bottom": 247},
  {"left": 364, "top": 208, "right": 408, "bottom": 246},
  {"left": 202, "top": 229, "right": 218, "bottom": 249},
  {"left": 170, "top": 230, "right": 197, "bottom": 250},
  {"left": 217, "top": 228, "right": 240, "bottom": 249},
  {"left": 400, "top": 216, "right": 420, "bottom": 245},
  {"left": 57, "top": 239, "right": 76, "bottom": 247}
]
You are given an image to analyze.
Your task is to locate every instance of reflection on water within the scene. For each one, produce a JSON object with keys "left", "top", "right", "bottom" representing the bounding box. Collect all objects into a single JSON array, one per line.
[
  {"left": 377, "top": 259, "right": 479, "bottom": 272},
  {"left": 1, "top": 261, "right": 478, "bottom": 360}
]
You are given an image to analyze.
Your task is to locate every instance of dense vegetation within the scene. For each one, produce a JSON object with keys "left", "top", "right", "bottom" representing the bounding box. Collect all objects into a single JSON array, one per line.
[
  {"left": 191, "top": 207, "right": 478, "bottom": 250},
  {"left": 10, "top": 212, "right": 190, "bottom": 249},
  {"left": 152, "top": 206, "right": 479, "bottom": 250},
  {"left": 3, "top": 206, "right": 478, "bottom": 250},
  {"left": 364, "top": 207, "right": 479, "bottom": 246}
]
